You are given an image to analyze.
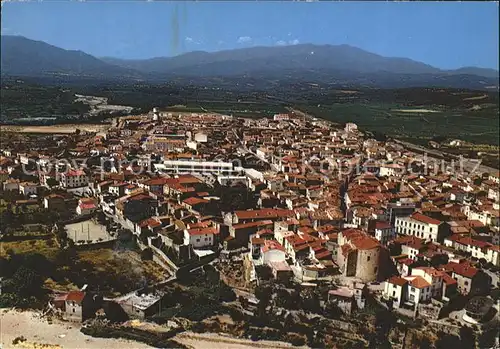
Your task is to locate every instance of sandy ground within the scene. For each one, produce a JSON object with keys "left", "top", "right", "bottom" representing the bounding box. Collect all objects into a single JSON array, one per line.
[
  {"left": 173, "top": 332, "right": 305, "bottom": 349},
  {"left": 0, "top": 310, "right": 153, "bottom": 349},
  {"left": 1, "top": 310, "right": 302, "bottom": 349},
  {"left": 0, "top": 124, "right": 109, "bottom": 134}
]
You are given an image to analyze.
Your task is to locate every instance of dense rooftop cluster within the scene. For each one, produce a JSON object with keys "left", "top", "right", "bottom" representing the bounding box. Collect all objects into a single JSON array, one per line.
[{"left": 1, "top": 108, "right": 499, "bottom": 328}]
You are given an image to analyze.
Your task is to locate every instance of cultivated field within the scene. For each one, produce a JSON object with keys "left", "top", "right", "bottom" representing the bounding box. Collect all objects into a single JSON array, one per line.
[
  {"left": 0, "top": 124, "right": 110, "bottom": 134},
  {"left": 299, "top": 102, "right": 499, "bottom": 146}
]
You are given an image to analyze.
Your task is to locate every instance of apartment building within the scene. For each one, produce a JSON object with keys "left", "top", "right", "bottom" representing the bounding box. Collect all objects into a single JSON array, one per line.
[
  {"left": 395, "top": 212, "right": 449, "bottom": 243},
  {"left": 59, "top": 169, "right": 89, "bottom": 189}
]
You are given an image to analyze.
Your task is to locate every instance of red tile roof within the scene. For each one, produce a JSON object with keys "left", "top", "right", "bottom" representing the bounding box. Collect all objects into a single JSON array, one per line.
[
  {"left": 262, "top": 240, "right": 285, "bottom": 253},
  {"left": 342, "top": 229, "right": 380, "bottom": 250},
  {"left": 410, "top": 212, "right": 441, "bottom": 225},
  {"left": 234, "top": 208, "right": 295, "bottom": 220},
  {"left": 409, "top": 276, "right": 431, "bottom": 289},
  {"left": 187, "top": 227, "right": 218, "bottom": 236},
  {"left": 388, "top": 276, "right": 408, "bottom": 287},
  {"left": 64, "top": 291, "right": 85, "bottom": 303},
  {"left": 442, "top": 262, "right": 478, "bottom": 279},
  {"left": 375, "top": 221, "right": 392, "bottom": 230},
  {"left": 183, "top": 197, "right": 209, "bottom": 206},
  {"left": 232, "top": 220, "right": 273, "bottom": 230}
]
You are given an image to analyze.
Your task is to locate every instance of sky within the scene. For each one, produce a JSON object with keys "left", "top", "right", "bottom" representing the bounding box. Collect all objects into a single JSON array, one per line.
[{"left": 1, "top": 1, "right": 498, "bottom": 70}]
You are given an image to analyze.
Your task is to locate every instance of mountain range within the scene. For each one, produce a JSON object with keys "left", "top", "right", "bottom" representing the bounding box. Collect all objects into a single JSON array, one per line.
[{"left": 1, "top": 35, "right": 498, "bottom": 89}]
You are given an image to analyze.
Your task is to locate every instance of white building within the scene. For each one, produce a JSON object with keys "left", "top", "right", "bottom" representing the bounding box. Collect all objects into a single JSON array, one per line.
[
  {"left": 379, "top": 164, "right": 405, "bottom": 178},
  {"left": 273, "top": 113, "right": 290, "bottom": 121},
  {"left": 374, "top": 221, "right": 395, "bottom": 245},
  {"left": 395, "top": 213, "right": 447, "bottom": 243},
  {"left": 217, "top": 175, "right": 249, "bottom": 187},
  {"left": 383, "top": 266, "right": 445, "bottom": 308},
  {"left": 19, "top": 182, "right": 38, "bottom": 196},
  {"left": 345, "top": 123, "right": 358, "bottom": 133},
  {"left": 194, "top": 132, "right": 208, "bottom": 143},
  {"left": 60, "top": 169, "right": 89, "bottom": 189},
  {"left": 2, "top": 179, "right": 19, "bottom": 192},
  {"left": 155, "top": 160, "right": 235, "bottom": 175},
  {"left": 383, "top": 276, "right": 408, "bottom": 308},
  {"left": 184, "top": 226, "right": 218, "bottom": 248}
]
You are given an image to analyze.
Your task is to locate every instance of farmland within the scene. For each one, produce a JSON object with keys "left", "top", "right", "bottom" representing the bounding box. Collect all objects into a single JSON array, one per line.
[{"left": 298, "top": 102, "right": 499, "bottom": 145}]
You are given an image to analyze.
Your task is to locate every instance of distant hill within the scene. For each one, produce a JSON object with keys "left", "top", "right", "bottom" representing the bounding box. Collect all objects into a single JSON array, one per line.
[
  {"left": 102, "top": 44, "right": 445, "bottom": 75},
  {"left": 446, "top": 66, "right": 499, "bottom": 79},
  {"left": 1, "top": 35, "right": 498, "bottom": 89},
  {"left": 0, "top": 35, "right": 139, "bottom": 79},
  {"left": 101, "top": 44, "right": 498, "bottom": 79}
]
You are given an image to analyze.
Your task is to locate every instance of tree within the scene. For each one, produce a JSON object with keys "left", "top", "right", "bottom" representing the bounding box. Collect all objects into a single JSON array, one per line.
[
  {"left": 46, "top": 178, "right": 59, "bottom": 188},
  {"left": 436, "top": 332, "right": 461, "bottom": 348},
  {"left": 255, "top": 284, "right": 274, "bottom": 317},
  {"left": 388, "top": 243, "right": 402, "bottom": 256},
  {"left": 459, "top": 326, "right": 476, "bottom": 349},
  {"left": 430, "top": 254, "right": 449, "bottom": 267},
  {"left": 367, "top": 309, "right": 397, "bottom": 348},
  {"left": 11, "top": 266, "right": 44, "bottom": 297}
]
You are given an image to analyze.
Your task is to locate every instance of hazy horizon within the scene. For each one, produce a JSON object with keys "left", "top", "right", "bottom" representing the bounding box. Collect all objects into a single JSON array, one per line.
[{"left": 1, "top": 1, "right": 498, "bottom": 70}]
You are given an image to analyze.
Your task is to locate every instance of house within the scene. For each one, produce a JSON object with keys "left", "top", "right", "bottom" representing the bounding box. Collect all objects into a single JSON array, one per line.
[
  {"left": 226, "top": 208, "right": 296, "bottom": 226},
  {"left": 395, "top": 213, "right": 450, "bottom": 243},
  {"left": 488, "top": 172, "right": 500, "bottom": 185},
  {"left": 109, "top": 182, "right": 128, "bottom": 197},
  {"left": 229, "top": 220, "right": 274, "bottom": 246},
  {"left": 142, "top": 177, "right": 169, "bottom": 194},
  {"left": 383, "top": 267, "right": 447, "bottom": 309},
  {"left": 386, "top": 202, "right": 416, "bottom": 224},
  {"left": 116, "top": 291, "right": 165, "bottom": 319},
  {"left": 182, "top": 197, "right": 210, "bottom": 215},
  {"left": 345, "top": 123, "right": 358, "bottom": 133},
  {"left": 184, "top": 226, "right": 219, "bottom": 248},
  {"left": 3, "top": 179, "right": 19, "bottom": 192},
  {"left": 258, "top": 239, "right": 287, "bottom": 265},
  {"left": 52, "top": 291, "right": 96, "bottom": 322},
  {"left": 43, "top": 194, "right": 66, "bottom": 212},
  {"left": 441, "top": 262, "right": 490, "bottom": 295},
  {"left": 115, "top": 191, "right": 158, "bottom": 223},
  {"left": 486, "top": 245, "right": 500, "bottom": 266},
  {"left": 60, "top": 169, "right": 89, "bottom": 189},
  {"left": 96, "top": 180, "right": 114, "bottom": 194},
  {"left": 19, "top": 182, "right": 38, "bottom": 196},
  {"left": 268, "top": 261, "right": 294, "bottom": 282},
  {"left": 412, "top": 267, "right": 444, "bottom": 299},
  {"left": 77, "top": 198, "right": 97, "bottom": 215},
  {"left": 444, "top": 235, "right": 497, "bottom": 263},
  {"left": 383, "top": 276, "right": 408, "bottom": 308},
  {"left": 327, "top": 287, "right": 357, "bottom": 315},
  {"left": 373, "top": 221, "right": 395, "bottom": 245},
  {"left": 405, "top": 275, "right": 432, "bottom": 305}
]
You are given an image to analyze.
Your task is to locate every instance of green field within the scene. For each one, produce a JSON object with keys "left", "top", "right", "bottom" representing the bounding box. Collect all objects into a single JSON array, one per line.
[{"left": 299, "top": 102, "right": 499, "bottom": 146}]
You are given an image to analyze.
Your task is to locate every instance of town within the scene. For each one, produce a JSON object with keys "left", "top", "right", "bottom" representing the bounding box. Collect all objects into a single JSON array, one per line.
[{"left": 1, "top": 108, "right": 499, "bottom": 348}]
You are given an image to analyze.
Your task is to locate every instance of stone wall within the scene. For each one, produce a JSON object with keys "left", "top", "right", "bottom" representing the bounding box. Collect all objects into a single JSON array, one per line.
[{"left": 356, "top": 248, "right": 380, "bottom": 282}]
